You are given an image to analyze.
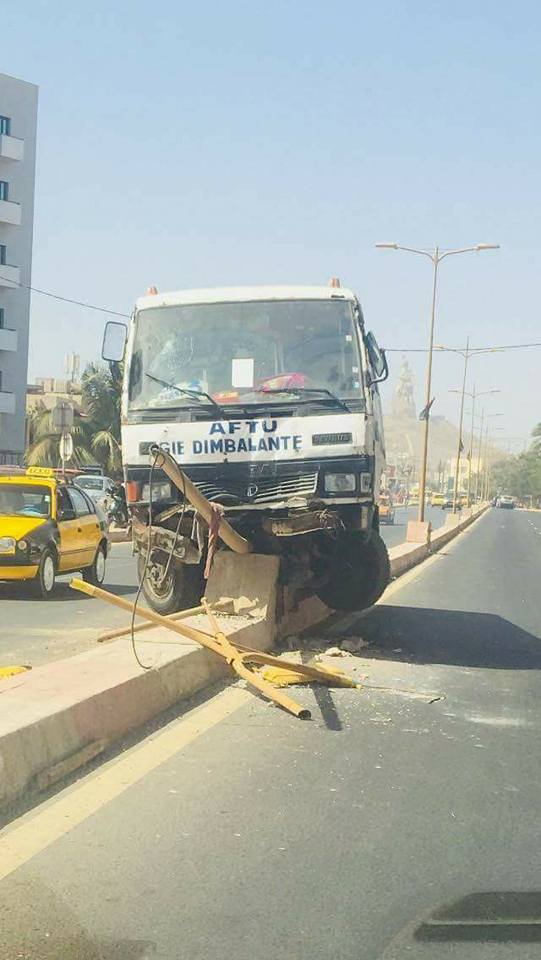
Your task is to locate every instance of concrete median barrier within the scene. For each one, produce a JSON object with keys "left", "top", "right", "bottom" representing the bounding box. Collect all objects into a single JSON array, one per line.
[
  {"left": 388, "top": 502, "right": 488, "bottom": 579},
  {"left": 0, "top": 503, "right": 489, "bottom": 815}
]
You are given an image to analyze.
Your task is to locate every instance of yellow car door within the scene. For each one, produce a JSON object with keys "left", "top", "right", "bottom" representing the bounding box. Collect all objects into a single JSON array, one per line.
[
  {"left": 56, "top": 486, "right": 85, "bottom": 571},
  {"left": 68, "top": 487, "right": 101, "bottom": 567}
]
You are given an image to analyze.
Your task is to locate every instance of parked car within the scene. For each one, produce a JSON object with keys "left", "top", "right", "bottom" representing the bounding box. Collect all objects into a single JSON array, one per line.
[
  {"left": 0, "top": 466, "right": 109, "bottom": 598},
  {"left": 379, "top": 493, "right": 395, "bottom": 524},
  {"left": 74, "top": 474, "right": 115, "bottom": 512}
]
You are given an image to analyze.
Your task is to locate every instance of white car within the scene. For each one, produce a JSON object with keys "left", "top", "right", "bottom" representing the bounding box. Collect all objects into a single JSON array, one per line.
[{"left": 74, "top": 474, "right": 115, "bottom": 512}]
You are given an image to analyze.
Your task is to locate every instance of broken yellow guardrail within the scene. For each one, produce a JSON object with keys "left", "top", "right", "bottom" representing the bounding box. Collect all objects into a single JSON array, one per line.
[{"left": 70, "top": 579, "right": 358, "bottom": 720}]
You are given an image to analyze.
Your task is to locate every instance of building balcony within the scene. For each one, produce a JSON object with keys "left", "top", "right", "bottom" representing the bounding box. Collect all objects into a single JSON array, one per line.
[
  {"left": 0, "top": 391, "right": 15, "bottom": 414},
  {"left": 0, "top": 327, "right": 17, "bottom": 351},
  {"left": 0, "top": 134, "right": 24, "bottom": 161},
  {"left": 0, "top": 199, "right": 21, "bottom": 226},
  {"left": 0, "top": 264, "right": 20, "bottom": 288}
]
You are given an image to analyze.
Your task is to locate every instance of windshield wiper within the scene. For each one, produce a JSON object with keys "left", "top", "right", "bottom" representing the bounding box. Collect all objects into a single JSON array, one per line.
[
  {"left": 253, "top": 387, "right": 351, "bottom": 412},
  {"left": 145, "top": 373, "right": 225, "bottom": 417}
]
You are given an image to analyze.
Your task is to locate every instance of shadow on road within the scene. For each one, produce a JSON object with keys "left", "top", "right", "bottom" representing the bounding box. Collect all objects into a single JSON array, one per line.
[
  {"left": 352, "top": 605, "right": 541, "bottom": 670},
  {"left": 415, "top": 891, "right": 541, "bottom": 943}
]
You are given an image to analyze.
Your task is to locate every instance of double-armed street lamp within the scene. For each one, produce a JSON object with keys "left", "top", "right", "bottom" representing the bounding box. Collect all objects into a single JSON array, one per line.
[
  {"left": 375, "top": 242, "right": 499, "bottom": 522},
  {"left": 450, "top": 386, "right": 501, "bottom": 508},
  {"left": 482, "top": 424, "right": 505, "bottom": 499}
]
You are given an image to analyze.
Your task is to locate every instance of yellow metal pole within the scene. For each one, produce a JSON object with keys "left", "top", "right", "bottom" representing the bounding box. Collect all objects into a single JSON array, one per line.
[
  {"left": 96, "top": 600, "right": 229, "bottom": 643},
  {"left": 151, "top": 446, "right": 252, "bottom": 555},
  {"left": 71, "top": 580, "right": 358, "bottom": 720}
]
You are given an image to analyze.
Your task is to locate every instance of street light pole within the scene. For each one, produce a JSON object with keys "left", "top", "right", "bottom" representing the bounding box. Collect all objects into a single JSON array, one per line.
[
  {"left": 450, "top": 339, "right": 470, "bottom": 514},
  {"left": 475, "top": 407, "right": 485, "bottom": 501},
  {"left": 375, "top": 242, "right": 499, "bottom": 523},
  {"left": 449, "top": 386, "right": 500, "bottom": 508},
  {"left": 417, "top": 249, "right": 439, "bottom": 523},
  {"left": 466, "top": 385, "right": 477, "bottom": 507}
]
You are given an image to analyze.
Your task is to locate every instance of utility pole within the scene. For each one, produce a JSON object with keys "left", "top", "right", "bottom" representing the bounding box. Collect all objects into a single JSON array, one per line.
[
  {"left": 451, "top": 339, "right": 470, "bottom": 514},
  {"left": 475, "top": 408, "right": 485, "bottom": 501},
  {"left": 375, "top": 241, "right": 499, "bottom": 524},
  {"left": 466, "top": 385, "right": 477, "bottom": 507}
]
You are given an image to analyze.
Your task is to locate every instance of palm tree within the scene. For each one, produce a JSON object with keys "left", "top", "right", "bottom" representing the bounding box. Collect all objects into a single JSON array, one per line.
[
  {"left": 26, "top": 362, "right": 123, "bottom": 474},
  {"left": 26, "top": 402, "right": 95, "bottom": 468},
  {"left": 82, "top": 362, "right": 122, "bottom": 474}
]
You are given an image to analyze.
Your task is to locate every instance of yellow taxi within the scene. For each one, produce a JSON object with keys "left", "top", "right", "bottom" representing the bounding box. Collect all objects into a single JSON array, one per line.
[
  {"left": 379, "top": 492, "right": 395, "bottom": 524},
  {"left": 430, "top": 492, "right": 445, "bottom": 507},
  {"left": 0, "top": 467, "right": 109, "bottom": 599}
]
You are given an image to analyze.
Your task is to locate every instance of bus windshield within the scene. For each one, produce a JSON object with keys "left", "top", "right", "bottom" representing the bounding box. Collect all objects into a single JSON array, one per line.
[{"left": 128, "top": 299, "right": 364, "bottom": 412}]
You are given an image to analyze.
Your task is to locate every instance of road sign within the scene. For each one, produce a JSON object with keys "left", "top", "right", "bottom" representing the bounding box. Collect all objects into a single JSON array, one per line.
[
  {"left": 52, "top": 401, "right": 74, "bottom": 433},
  {"left": 59, "top": 432, "right": 73, "bottom": 462}
]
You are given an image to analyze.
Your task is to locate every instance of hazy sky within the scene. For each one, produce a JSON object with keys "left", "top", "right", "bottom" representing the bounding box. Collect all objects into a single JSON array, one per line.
[{"left": 3, "top": 0, "right": 541, "bottom": 447}]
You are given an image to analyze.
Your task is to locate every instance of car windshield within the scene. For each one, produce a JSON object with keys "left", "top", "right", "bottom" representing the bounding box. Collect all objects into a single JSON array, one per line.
[
  {"left": 0, "top": 483, "right": 51, "bottom": 517},
  {"left": 75, "top": 476, "right": 105, "bottom": 491},
  {"left": 128, "top": 299, "right": 364, "bottom": 412}
]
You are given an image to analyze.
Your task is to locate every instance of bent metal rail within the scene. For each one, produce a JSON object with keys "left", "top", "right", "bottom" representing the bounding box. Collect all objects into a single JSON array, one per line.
[{"left": 70, "top": 579, "right": 358, "bottom": 720}]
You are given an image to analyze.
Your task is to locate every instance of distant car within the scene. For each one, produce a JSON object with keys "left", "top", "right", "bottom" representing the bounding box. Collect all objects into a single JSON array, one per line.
[
  {"left": 498, "top": 495, "right": 515, "bottom": 509},
  {"left": 379, "top": 493, "right": 395, "bottom": 524},
  {"left": 74, "top": 474, "right": 115, "bottom": 511},
  {"left": 408, "top": 496, "right": 419, "bottom": 507},
  {"left": 431, "top": 493, "right": 445, "bottom": 507}
]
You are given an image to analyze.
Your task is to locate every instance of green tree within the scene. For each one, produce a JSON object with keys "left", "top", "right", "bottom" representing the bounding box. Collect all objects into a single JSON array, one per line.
[
  {"left": 491, "top": 450, "right": 541, "bottom": 500},
  {"left": 27, "top": 362, "right": 123, "bottom": 474},
  {"left": 81, "top": 362, "right": 122, "bottom": 474},
  {"left": 26, "top": 402, "right": 95, "bottom": 468},
  {"left": 531, "top": 422, "right": 541, "bottom": 453}
]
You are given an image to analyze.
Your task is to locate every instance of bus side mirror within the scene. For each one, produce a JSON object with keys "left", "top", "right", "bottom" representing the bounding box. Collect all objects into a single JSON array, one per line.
[
  {"left": 102, "top": 321, "right": 127, "bottom": 362},
  {"left": 365, "top": 332, "right": 389, "bottom": 384}
]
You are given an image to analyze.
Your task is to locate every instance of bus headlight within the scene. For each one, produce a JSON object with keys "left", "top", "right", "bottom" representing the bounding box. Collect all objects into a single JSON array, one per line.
[
  {"left": 324, "top": 473, "right": 356, "bottom": 493},
  {"left": 141, "top": 481, "right": 173, "bottom": 501}
]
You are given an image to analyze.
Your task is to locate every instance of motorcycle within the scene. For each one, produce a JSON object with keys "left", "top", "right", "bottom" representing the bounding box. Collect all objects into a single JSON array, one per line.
[{"left": 107, "top": 484, "right": 130, "bottom": 529}]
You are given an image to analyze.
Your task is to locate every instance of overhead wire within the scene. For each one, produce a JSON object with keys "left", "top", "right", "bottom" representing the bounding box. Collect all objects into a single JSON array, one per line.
[
  {"left": 0, "top": 273, "right": 129, "bottom": 318},
  {"left": 385, "top": 342, "right": 541, "bottom": 352}
]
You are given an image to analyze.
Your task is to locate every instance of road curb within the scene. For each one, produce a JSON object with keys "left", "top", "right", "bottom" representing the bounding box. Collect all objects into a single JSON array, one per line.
[
  {"left": 388, "top": 502, "right": 489, "bottom": 578},
  {"left": 0, "top": 505, "right": 489, "bottom": 816}
]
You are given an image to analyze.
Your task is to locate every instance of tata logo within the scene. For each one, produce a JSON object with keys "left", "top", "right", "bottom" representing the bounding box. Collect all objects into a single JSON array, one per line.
[{"left": 246, "top": 484, "right": 259, "bottom": 499}]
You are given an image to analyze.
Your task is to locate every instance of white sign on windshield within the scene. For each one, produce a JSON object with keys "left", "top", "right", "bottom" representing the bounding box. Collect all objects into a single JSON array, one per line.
[{"left": 231, "top": 358, "right": 254, "bottom": 388}]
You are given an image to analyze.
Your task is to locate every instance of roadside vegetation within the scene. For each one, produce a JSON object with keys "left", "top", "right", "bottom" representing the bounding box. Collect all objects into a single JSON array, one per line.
[
  {"left": 26, "top": 362, "right": 122, "bottom": 475},
  {"left": 490, "top": 423, "right": 541, "bottom": 502}
]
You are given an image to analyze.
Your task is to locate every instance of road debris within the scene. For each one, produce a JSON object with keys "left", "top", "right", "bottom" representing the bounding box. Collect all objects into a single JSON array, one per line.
[
  {"left": 261, "top": 662, "right": 360, "bottom": 690},
  {"left": 340, "top": 636, "right": 369, "bottom": 653}
]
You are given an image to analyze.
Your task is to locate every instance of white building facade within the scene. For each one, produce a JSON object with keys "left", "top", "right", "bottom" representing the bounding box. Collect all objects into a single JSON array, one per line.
[{"left": 0, "top": 72, "right": 38, "bottom": 464}]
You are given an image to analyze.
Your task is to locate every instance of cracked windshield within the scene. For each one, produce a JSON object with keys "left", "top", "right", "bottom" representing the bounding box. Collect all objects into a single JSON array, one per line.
[
  {"left": 128, "top": 298, "right": 363, "bottom": 410},
  {"left": 1, "top": 3, "right": 541, "bottom": 960}
]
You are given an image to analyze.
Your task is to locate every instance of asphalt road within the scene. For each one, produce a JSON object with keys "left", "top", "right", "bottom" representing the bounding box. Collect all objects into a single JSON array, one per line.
[
  {"left": 379, "top": 503, "right": 449, "bottom": 549},
  {"left": 2, "top": 507, "right": 541, "bottom": 959},
  {"left": 0, "top": 506, "right": 446, "bottom": 668},
  {"left": 0, "top": 542, "right": 139, "bottom": 667}
]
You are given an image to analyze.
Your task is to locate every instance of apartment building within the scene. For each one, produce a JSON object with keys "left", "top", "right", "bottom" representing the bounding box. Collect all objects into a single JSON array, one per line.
[{"left": 0, "top": 72, "right": 38, "bottom": 464}]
